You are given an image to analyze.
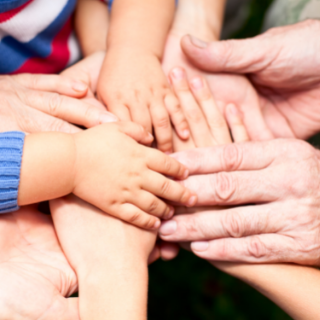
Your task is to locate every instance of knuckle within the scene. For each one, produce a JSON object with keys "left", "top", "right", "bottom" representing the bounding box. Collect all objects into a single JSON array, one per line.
[
  {"left": 47, "top": 93, "right": 62, "bottom": 115},
  {"left": 127, "top": 211, "right": 142, "bottom": 224},
  {"left": 185, "top": 108, "right": 203, "bottom": 123},
  {"left": 248, "top": 236, "right": 267, "bottom": 259},
  {"left": 148, "top": 199, "right": 159, "bottom": 214},
  {"left": 211, "top": 172, "right": 236, "bottom": 202},
  {"left": 221, "top": 144, "right": 243, "bottom": 171},
  {"left": 223, "top": 212, "right": 243, "bottom": 238},
  {"left": 155, "top": 116, "right": 170, "bottom": 129},
  {"left": 215, "top": 239, "right": 230, "bottom": 259},
  {"left": 162, "top": 157, "right": 172, "bottom": 173},
  {"left": 160, "top": 179, "right": 170, "bottom": 195},
  {"left": 50, "top": 119, "right": 72, "bottom": 133},
  {"left": 83, "top": 106, "right": 98, "bottom": 127}
]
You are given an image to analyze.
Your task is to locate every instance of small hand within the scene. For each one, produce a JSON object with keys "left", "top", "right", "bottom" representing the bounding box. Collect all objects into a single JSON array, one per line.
[
  {"left": 97, "top": 49, "right": 189, "bottom": 153},
  {"left": 0, "top": 206, "right": 79, "bottom": 320},
  {"left": 181, "top": 20, "right": 320, "bottom": 140},
  {"left": 72, "top": 122, "right": 196, "bottom": 229}
]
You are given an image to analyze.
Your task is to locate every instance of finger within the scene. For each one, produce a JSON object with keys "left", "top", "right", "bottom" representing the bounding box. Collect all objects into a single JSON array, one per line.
[
  {"left": 19, "top": 106, "right": 82, "bottom": 134},
  {"left": 159, "top": 241, "right": 180, "bottom": 260},
  {"left": 111, "top": 203, "right": 161, "bottom": 230},
  {"left": 12, "top": 73, "right": 88, "bottom": 98},
  {"left": 146, "top": 148, "right": 189, "bottom": 179},
  {"left": 159, "top": 204, "right": 277, "bottom": 241},
  {"left": 24, "top": 90, "right": 117, "bottom": 128},
  {"left": 225, "top": 103, "right": 250, "bottom": 142},
  {"left": 170, "top": 68, "right": 212, "bottom": 147},
  {"left": 141, "top": 172, "right": 197, "bottom": 207},
  {"left": 148, "top": 246, "right": 161, "bottom": 264},
  {"left": 107, "top": 102, "right": 132, "bottom": 122},
  {"left": 130, "top": 103, "right": 152, "bottom": 133},
  {"left": 130, "top": 190, "right": 174, "bottom": 220},
  {"left": 191, "top": 234, "right": 295, "bottom": 263},
  {"left": 181, "top": 34, "right": 273, "bottom": 74},
  {"left": 189, "top": 76, "right": 231, "bottom": 145},
  {"left": 150, "top": 101, "right": 173, "bottom": 153},
  {"left": 45, "top": 297, "right": 80, "bottom": 320},
  {"left": 181, "top": 170, "right": 278, "bottom": 206},
  {"left": 164, "top": 92, "right": 190, "bottom": 140},
  {"left": 118, "top": 121, "right": 154, "bottom": 145},
  {"left": 171, "top": 140, "right": 281, "bottom": 175}
]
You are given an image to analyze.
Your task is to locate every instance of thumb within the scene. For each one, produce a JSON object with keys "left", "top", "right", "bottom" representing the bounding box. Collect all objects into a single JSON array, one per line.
[
  {"left": 181, "top": 34, "right": 275, "bottom": 74},
  {"left": 118, "top": 121, "right": 154, "bottom": 145},
  {"left": 43, "top": 297, "right": 80, "bottom": 320}
]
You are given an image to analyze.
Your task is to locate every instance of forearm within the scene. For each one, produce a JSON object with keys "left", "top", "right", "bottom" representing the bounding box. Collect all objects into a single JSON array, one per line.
[
  {"left": 214, "top": 262, "right": 320, "bottom": 320},
  {"left": 75, "top": 0, "right": 109, "bottom": 56},
  {"left": 107, "top": 0, "right": 175, "bottom": 58},
  {"left": 18, "top": 133, "right": 74, "bottom": 205},
  {"left": 172, "top": 0, "right": 226, "bottom": 41}
]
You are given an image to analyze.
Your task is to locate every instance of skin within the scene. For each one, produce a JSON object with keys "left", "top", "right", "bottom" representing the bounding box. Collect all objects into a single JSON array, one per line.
[
  {"left": 0, "top": 73, "right": 116, "bottom": 134},
  {"left": 19, "top": 122, "right": 194, "bottom": 229},
  {"left": 181, "top": 19, "right": 320, "bottom": 140},
  {"left": 0, "top": 206, "right": 79, "bottom": 320},
  {"left": 97, "top": 0, "right": 190, "bottom": 153}
]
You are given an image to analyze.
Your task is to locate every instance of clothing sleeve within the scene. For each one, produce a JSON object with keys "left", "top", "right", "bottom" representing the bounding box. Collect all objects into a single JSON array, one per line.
[{"left": 0, "top": 131, "right": 25, "bottom": 214}]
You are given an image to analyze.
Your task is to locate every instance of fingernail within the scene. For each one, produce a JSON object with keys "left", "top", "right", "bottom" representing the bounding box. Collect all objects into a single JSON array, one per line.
[
  {"left": 227, "top": 103, "right": 239, "bottom": 115},
  {"left": 181, "top": 129, "right": 190, "bottom": 139},
  {"left": 191, "top": 241, "right": 209, "bottom": 251},
  {"left": 159, "top": 220, "right": 177, "bottom": 235},
  {"left": 100, "top": 113, "right": 118, "bottom": 123},
  {"left": 166, "top": 207, "right": 175, "bottom": 219},
  {"left": 187, "top": 195, "right": 197, "bottom": 206},
  {"left": 189, "top": 35, "right": 208, "bottom": 48},
  {"left": 153, "top": 220, "right": 161, "bottom": 229},
  {"left": 148, "top": 132, "right": 154, "bottom": 140},
  {"left": 72, "top": 82, "right": 87, "bottom": 92},
  {"left": 171, "top": 68, "right": 185, "bottom": 80},
  {"left": 182, "top": 169, "right": 189, "bottom": 179},
  {"left": 190, "top": 77, "right": 203, "bottom": 90}
]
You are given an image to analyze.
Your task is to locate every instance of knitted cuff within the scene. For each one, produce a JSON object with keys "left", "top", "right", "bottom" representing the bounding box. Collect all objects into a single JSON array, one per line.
[{"left": 0, "top": 131, "right": 25, "bottom": 214}]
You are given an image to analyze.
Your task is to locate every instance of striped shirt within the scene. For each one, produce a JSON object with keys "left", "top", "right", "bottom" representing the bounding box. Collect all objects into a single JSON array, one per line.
[{"left": 0, "top": 0, "right": 81, "bottom": 74}]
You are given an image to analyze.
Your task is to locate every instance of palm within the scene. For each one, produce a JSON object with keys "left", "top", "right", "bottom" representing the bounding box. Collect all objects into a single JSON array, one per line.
[{"left": 0, "top": 206, "right": 79, "bottom": 320}]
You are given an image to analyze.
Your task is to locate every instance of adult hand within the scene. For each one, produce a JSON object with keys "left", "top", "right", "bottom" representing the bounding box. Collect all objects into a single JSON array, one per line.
[
  {"left": 160, "top": 139, "right": 320, "bottom": 266},
  {"left": 0, "top": 206, "right": 79, "bottom": 319},
  {"left": 0, "top": 57, "right": 116, "bottom": 134},
  {"left": 181, "top": 19, "right": 320, "bottom": 140}
]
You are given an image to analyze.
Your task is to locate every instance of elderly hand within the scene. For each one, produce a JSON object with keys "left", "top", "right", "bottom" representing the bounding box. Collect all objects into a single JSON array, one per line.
[
  {"left": 0, "top": 206, "right": 79, "bottom": 320},
  {"left": 160, "top": 139, "right": 320, "bottom": 266},
  {"left": 181, "top": 19, "right": 320, "bottom": 140},
  {"left": 0, "top": 56, "right": 116, "bottom": 134}
]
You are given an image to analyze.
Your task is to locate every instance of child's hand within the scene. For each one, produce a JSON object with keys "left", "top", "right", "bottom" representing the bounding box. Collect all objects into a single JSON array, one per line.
[
  {"left": 97, "top": 49, "right": 190, "bottom": 153},
  {"left": 72, "top": 122, "right": 196, "bottom": 229}
]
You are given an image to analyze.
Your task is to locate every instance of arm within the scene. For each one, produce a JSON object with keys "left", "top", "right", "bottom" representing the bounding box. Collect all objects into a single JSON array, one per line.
[
  {"left": 74, "top": 0, "right": 109, "bottom": 56},
  {"left": 51, "top": 195, "right": 156, "bottom": 320},
  {"left": 215, "top": 263, "right": 320, "bottom": 320}
]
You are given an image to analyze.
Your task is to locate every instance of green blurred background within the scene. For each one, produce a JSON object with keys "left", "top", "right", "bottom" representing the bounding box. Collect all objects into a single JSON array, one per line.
[{"left": 148, "top": 1, "right": 293, "bottom": 319}]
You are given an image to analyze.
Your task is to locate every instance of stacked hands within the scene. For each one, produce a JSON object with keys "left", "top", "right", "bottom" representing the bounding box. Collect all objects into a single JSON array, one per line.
[{"left": 2, "top": 9, "right": 320, "bottom": 320}]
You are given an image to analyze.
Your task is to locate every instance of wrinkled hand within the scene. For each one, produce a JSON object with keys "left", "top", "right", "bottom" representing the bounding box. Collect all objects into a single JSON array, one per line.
[
  {"left": 0, "top": 71, "right": 115, "bottom": 134},
  {"left": 160, "top": 139, "right": 320, "bottom": 266},
  {"left": 0, "top": 206, "right": 79, "bottom": 320},
  {"left": 182, "top": 19, "right": 320, "bottom": 140}
]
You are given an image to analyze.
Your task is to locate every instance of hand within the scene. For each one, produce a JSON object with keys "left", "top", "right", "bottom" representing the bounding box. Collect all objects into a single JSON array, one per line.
[
  {"left": 181, "top": 19, "right": 320, "bottom": 140},
  {"left": 0, "top": 206, "right": 79, "bottom": 320},
  {"left": 160, "top": 139, "right": 320, "bottom": 265},
  {"left": 0, "top": 72, "right": 115, "bottom": 134},
  {"left": 97, "top": 48, "right": 189, "bottom": 153},
  {"left": 72, "top": 122, "right": 195, "bottom": 229}
]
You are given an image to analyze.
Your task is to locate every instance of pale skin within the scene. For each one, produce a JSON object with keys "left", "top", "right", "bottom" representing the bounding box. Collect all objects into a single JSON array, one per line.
[{"left": 166, "top": 67, "right": 320, "bottom": 320}]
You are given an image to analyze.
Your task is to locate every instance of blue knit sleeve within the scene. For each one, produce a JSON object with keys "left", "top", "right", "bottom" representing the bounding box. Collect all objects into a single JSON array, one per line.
[{"left": 0, "top": 132, "right": 25, "bottom": 214}]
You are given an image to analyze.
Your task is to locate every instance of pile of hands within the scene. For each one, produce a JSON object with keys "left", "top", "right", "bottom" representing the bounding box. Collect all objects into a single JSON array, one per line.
[{"left": 2, "top": 19, "right": 320, "bottom": 319}]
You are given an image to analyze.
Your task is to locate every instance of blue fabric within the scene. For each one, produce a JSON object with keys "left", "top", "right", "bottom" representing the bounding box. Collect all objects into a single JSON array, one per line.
[
  {"left": 0, "top": 0, "right": 30, "bottom": 13},
  {"left": 0, "top": 131, "right": 25, "bottom": 214}
]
